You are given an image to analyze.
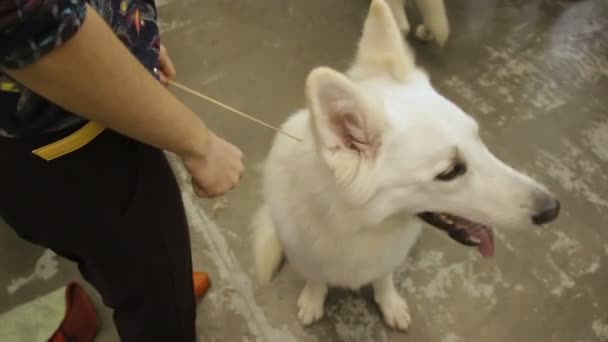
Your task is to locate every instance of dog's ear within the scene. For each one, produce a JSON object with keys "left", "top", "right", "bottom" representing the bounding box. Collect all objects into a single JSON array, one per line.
[
  {"left": 348, "top": 0, "right": 415, "bottom": 82},
  {"left": 306, "top": 67, "right": 385, "bottom": 159}
]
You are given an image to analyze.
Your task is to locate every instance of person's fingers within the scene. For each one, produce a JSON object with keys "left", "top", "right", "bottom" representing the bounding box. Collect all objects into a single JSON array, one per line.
[
  {"left": 184, "top": 133, "right": 245, "bottom": 199},
  {"left": 192, "top": 179, "right": 211, "bottom": 197},
  {"left": 192, "top": 178, "right": 233, "bottom": 198},
  {"left": 159, "top": 45, "right": 176, "bottom": 80},
  {"left": 158, "top": 71, "right": 169, "bottom": 86},
  {"left": 160, "top": 61, "right": 176, "bottom": 80}
]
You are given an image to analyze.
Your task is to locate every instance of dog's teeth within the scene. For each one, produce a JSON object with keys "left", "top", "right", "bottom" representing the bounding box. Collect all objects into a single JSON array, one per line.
[{"left": 469, "top": 237, "right": 481, "bottom": 244}]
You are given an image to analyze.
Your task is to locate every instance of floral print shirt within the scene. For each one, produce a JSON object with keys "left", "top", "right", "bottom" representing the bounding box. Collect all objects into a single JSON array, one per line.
[{"left": 0, "top": 0, "right": 160, "bottom": 137}]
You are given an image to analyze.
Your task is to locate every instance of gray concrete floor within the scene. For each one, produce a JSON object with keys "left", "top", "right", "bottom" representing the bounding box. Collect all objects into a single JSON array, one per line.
[{"left": 1, "top": 0, "right": 608, "bottom": 341}]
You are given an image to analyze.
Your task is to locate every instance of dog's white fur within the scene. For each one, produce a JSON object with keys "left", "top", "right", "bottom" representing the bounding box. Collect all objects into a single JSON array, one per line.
[
  {"left": 253, "top": 0, "right": 557, "bottom": 331},
  {"left": 387, "top": 0, "right": 449, "bottom": 45}
]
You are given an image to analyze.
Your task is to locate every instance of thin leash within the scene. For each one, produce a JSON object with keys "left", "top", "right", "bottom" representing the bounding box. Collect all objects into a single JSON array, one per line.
[{"left": 167, "top": 80, "right": 302, "bottom": 142}]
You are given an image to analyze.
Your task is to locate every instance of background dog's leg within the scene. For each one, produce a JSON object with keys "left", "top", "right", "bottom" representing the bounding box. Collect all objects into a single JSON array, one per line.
[
  {"left": 386, "top": 0, "right": 410, "bottom": 34},
  {"left": 373, "top": 273, "right": 412, "bottom": 331},
  {"left": 297, "top": 280, "right": 328, "bottom": 326},
  {"left": 415, "top": 0, "right": 449, "bottom": 46}
]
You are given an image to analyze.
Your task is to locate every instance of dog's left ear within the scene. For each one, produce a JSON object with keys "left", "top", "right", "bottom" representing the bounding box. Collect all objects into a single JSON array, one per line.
[{"left": 306, "top": 67, "right": 385, "bottom": 159}]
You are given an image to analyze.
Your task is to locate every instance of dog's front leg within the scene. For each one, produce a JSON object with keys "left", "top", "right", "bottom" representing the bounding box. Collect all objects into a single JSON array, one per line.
[
  {"left": 297, "top": 280, "right": 328, "bottom": 326},
  {"left": 386, "top": 0, "right": 410, "bottom": 33},
  {"left": 373, "top": 273, "right": 412, "bottom": 331},
  {"left": 415, "top": 0, "right": 449, "bottom": 46}
]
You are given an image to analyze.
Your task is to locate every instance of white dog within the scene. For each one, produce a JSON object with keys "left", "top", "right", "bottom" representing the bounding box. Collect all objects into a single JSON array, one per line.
[
  {"left": 387, "top": 0, "right": 450, "bottom": 45},
  {"left": 252, "top": 0, "right": 559, "bottom": 331}
]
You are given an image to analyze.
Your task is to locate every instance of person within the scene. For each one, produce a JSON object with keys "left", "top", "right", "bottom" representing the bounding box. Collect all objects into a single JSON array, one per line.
[{"left": 0, "top": 0, "right": 244, "bottom": 341}]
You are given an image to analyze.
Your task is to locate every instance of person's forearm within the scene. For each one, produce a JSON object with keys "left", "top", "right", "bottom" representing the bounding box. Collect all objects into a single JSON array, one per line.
[{"left": 5, "top": 4, "right": 208, "bottom": 158}]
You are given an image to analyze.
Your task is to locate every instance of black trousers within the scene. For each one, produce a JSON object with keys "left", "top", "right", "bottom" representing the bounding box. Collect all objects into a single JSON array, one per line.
[{"left": 0, "top": 127, "right": 196, "bottom": 341}]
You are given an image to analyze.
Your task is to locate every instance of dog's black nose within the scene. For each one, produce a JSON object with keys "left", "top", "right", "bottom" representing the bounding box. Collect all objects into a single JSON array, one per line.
[{"left": 532, "top": 199, "right": 560, "bottom": 225}]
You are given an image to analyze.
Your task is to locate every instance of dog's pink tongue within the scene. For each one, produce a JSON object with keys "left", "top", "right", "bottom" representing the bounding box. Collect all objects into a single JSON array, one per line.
[{"left": 472, "top": 226, "right": 494, "bottom": 258}]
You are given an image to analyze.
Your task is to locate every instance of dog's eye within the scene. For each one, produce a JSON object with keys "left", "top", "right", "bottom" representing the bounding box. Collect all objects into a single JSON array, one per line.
[{"left": 436, "top": 163, "right": 467, "bottom": 181}]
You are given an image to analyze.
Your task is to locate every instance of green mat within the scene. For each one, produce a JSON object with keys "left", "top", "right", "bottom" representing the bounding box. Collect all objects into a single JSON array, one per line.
[{"left": 0, "top": 287, "right": 65, "bottom": 342}]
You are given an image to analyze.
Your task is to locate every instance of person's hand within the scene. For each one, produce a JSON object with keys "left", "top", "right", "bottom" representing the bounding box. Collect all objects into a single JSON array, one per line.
[
  {"left": 182, "top": 132, "right": 244, "bottom": 198},
  {"left": 157, "top": 44, "right": 176, "bottom": 86}
]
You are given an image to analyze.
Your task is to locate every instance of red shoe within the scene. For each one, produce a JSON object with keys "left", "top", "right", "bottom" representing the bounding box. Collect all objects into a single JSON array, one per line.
[
  {"left": 48, "top": 282, "right": 98, "bottom": 342},
  {"left": 48, "top": 273, "right": 208, "bottom": 342}
]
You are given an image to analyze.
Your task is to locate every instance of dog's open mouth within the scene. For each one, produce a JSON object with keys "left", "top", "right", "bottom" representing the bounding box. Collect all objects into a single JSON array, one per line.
[{"left": 417, "top": 212, "right": 495, "bottom": 258}]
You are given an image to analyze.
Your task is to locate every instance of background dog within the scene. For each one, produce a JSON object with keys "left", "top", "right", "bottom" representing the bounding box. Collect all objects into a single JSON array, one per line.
[{"left": 387, "top": 0, "right": 450, "bottom": 45}]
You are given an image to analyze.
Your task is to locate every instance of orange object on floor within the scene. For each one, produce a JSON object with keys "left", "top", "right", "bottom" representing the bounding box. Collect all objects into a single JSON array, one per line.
[
  {"left": 48, "top": 282, "right": 99, "bottom": 342},
  {"left": 193, "top": 272, "right": 211, "bottom": 301}
]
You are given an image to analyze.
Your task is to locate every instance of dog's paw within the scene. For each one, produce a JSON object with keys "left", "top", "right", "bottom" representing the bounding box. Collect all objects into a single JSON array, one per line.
[
  {"left": 297, "top": 290, "right": 325, "bottom": 326},
  {"left": 376, "top": 292, "right": 412, "bottom": 331},
  {"left": 396, "top": 18, "right": 410, "bottom": 34},
  {"left": 297, "top": 282, "right": 327, "bottom": 326},
  {"left": 415, "top": 24, "right": 449, "bottom": 46},
  {"left": 414, "top": 24, "right": 434, "bottom": 42},
  {"left": 393, "top": 10, "right": 410, "bottom": 34}
]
